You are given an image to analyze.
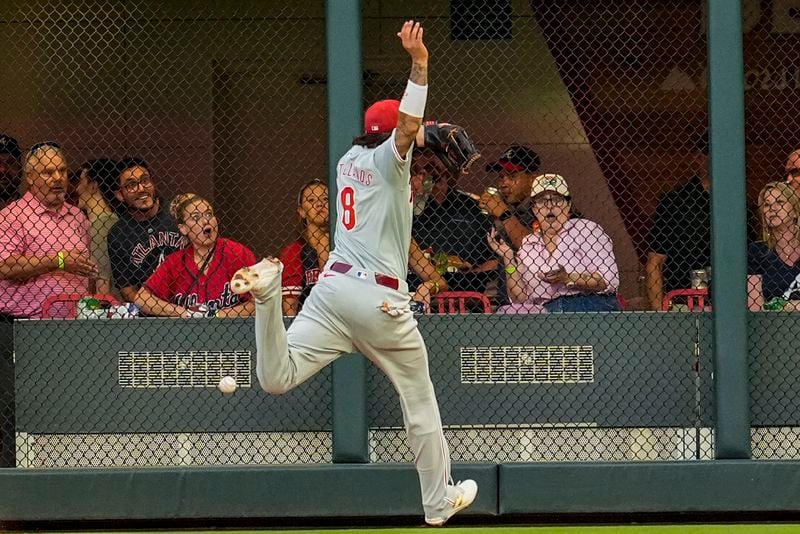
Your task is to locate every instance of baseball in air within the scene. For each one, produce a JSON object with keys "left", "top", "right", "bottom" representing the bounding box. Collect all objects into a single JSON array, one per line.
[{"left": 218, "top": 375, "right": 237, "bottom": 394}]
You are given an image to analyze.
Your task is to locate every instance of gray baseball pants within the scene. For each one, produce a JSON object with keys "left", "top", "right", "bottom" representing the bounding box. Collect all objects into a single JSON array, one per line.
[{"left": 253, "top": 267, "right": 451, "bottom": 517}]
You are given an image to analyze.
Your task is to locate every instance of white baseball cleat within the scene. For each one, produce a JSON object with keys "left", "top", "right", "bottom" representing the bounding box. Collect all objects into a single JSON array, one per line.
[
  {"left": 424, "top": 479, "right": 478, "bottom": 527},
  {"left": 231, "top": 257, "right": 283, "bottom": 299}
]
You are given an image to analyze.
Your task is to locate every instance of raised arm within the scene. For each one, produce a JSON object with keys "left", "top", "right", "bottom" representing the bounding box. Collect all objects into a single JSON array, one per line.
[{"left": 394, "top": 21, "right": 429, "bottom": 157}]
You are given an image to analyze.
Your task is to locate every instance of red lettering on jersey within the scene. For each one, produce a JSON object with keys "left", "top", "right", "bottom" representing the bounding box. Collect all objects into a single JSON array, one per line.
[
  {"left": 340, "top": 186, "right": 356, "bottom": 230},
  {"left": 338, "top": 161, "right": 373, "bottom": 186}
]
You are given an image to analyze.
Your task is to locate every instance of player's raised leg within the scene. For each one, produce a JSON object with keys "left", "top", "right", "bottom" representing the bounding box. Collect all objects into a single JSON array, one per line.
[
  {"left": 231, "top": 258, "right": 291, "bottom": 393},
  {"left": 231, "top": 260, "right": 352, "bottom": 394}
]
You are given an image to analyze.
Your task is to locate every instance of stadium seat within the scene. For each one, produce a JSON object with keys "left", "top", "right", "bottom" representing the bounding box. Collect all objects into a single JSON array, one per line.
[
  {"left": 661, "top": 288, "right": 709, "bottom": 312},
  {"left": 430, "top": 291, "right": 492, "bottom": 314}
]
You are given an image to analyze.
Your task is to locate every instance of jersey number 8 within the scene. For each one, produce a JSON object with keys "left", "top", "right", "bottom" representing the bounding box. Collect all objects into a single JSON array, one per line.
[{"left": 340, "top": 186, "right": 356, "bottom": 231}]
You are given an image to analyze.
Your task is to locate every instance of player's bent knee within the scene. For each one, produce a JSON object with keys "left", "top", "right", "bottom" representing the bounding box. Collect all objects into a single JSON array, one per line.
[
  {"left": 263, "top": 381, "right": 292, "bottom": 395},
  {"left": 257, "top": 373, "right": 292, "bottom": 395}
]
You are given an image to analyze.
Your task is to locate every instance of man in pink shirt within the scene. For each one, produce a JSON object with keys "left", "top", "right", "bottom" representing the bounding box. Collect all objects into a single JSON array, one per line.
[{"left": 0, "top": 142, "right": 98, "bottom": 319}]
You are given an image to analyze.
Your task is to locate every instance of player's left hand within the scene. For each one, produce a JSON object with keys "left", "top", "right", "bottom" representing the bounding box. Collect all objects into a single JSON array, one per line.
[{"left": 423, "top": 123, "right": 481, "bottom": 175}]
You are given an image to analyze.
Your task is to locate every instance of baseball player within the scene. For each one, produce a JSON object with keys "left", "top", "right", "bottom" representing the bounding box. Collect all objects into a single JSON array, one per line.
[{"left": 231, "top": 21, "right": 477, "bottom": 526}]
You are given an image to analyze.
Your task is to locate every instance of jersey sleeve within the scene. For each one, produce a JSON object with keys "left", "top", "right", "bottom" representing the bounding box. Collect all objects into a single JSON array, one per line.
[
  {"left": 280, "top": 241, "right": 304, "bottom": 298},
  {"left": 373, "top": 130, "right": 413, "bottom": 186}
]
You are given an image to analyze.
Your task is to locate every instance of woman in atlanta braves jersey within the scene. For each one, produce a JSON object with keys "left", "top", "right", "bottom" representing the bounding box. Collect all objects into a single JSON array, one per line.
[
  {"left": 134, "top": 193, "right": 257, "bottom": 318},
  {"left": 280, "top": 179, "right": 329, "bottom": 317}
]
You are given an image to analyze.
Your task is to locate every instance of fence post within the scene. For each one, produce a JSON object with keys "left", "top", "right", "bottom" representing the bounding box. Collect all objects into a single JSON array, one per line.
[
  {"left": 707, "top": 0, "right": 751, "bottom": 458},
  {"left": 326, "top": 0, "right": 369, "bottom": 463}
]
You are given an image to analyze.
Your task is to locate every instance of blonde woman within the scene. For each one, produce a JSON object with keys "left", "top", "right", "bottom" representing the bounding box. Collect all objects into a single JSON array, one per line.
[
  {"left": 748, "top": 182, "right": 800, "bottom": 311},
  {"left": 135, "top": 193, "right": 257, "bottom": 317}
]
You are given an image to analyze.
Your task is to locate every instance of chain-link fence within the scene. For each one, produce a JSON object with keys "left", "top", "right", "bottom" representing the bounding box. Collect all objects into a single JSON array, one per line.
[
  {"left": 742, "top": 0, "right": 800, "bottom": 459},
  {"left": 0, "top": 0, "right": 791, "bottom": 470}
]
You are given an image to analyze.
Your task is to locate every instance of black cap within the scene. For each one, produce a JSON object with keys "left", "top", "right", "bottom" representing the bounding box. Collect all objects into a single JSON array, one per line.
[
  {"left": 485, "top": 145, "right": 540, "bottom": 173},
  {"left": 0, "top": 134, "right": 21, "bottom": 159}
]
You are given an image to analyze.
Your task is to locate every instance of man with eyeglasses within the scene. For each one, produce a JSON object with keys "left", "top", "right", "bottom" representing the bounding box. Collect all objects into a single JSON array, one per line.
[
  {"left": 784, "top": 148, "right": 800, "bottom": 189},
  {"left": 107, "top": 157, "right": 185, "bottom": 303},
  {"left": 0, "top": 142, "right": 97, "bottom": 318}
]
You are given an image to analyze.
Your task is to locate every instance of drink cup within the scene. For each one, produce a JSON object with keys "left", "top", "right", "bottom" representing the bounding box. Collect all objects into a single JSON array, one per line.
[{"left": 480, "top": 186, "right": 499, "bottom": 215}]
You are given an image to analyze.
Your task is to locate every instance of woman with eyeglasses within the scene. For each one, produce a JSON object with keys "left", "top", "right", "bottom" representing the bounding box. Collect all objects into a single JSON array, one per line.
[
  {"left": 134, "top": 193, "right": 257, "bottom": 318},
  {"left": 488, "top": 173, "right": 621, "bottom": 313}
]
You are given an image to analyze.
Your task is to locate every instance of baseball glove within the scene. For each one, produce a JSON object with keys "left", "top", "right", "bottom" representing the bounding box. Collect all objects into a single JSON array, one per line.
[{"left": 423, "top": 121, "right": 481, "bottom": 175}]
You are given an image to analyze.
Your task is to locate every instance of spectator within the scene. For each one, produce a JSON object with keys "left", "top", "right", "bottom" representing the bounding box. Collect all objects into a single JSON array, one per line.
[
  {"left": 478, "top": 144, "right": 540, "bottom": 248},
  {"left": 747, "top": 182, "right": 800, "bottom": 311},
  {"left": 107, "top": 158, "right": 185, "bottom": 303},
  {"left": 281, "top": 179, "right": 330, "bottom": 316},
  {"left": 283, "top": 179, "right": 447, "bottom": 316},
  {"left": 477, "top": 144, "right": 540, "bottom": 306},
  {"left": 134, "top": 193, "right": 257, "bottom": 318},
  {"left": 72, "top": 159, "right": 119, "bottom": 295},
  {"left": 488, "top": 173, "right": 620, "bottom": 313},
  {"left": 646, "top": 133, "right": 710, "bottom": 310},
  {"left": 411, "top": 148, "right": 496, "bottom": 293},
  {"left": 0, "top": 134, "right": 22, "bottom": 210},
  {"left": 0, "top": 142, "right": 98, "bottom": 318},
  {"left": 785, "top": 148, "right": 800, "bottom": 190}
]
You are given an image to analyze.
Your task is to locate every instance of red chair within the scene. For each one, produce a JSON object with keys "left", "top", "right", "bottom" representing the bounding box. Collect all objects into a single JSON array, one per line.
[
  {"left": 661, "top": 288, "right": 710, "bottom": 312},
  {"left": 430, "top": 291, "right": 492, "bottom": 314},
  {"left": 41, "top": 293, "right": 120, "bottom": 319}
]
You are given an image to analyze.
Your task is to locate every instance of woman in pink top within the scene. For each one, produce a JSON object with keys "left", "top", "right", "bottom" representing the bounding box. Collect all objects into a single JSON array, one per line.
[{"left": 488, "top": 173, "right": 620, "bottom": 313}]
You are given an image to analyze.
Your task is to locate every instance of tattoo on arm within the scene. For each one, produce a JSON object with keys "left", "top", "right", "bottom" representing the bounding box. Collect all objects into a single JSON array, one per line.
[
  {"left": 410, "top": 62, "right": 427, "bottom": 85},
  {"left": 397, "top": 119, "right": 417, "bottom": 139}
]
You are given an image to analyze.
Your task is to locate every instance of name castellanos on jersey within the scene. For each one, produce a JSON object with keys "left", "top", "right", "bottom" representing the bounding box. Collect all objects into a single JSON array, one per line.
[{"left": 338, "top": 161, "right": 374, "bottom": 186}]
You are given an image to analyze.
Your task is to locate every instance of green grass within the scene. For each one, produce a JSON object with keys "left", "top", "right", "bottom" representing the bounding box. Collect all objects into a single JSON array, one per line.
[{"left": 28, "top": 525, "right": 800, "bottom": 534}]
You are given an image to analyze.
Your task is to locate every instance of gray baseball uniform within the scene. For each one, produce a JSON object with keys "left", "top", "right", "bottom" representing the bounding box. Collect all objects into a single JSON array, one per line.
[{"left": 252, "top": 130, "right": 452, "bottom": 518}]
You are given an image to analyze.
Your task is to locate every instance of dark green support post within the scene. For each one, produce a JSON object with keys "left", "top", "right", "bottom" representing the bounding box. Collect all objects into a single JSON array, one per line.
[
  {"left": 707, "top": 0, "right": 751, "bottom": 458},
  {"left": 326, "top": 0, "right": 368, "bottom": 463}
]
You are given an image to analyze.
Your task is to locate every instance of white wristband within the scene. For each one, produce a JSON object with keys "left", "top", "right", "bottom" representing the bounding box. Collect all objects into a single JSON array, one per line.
[{"left": 399, "top": 79, "right": 427, "bottom": 118}]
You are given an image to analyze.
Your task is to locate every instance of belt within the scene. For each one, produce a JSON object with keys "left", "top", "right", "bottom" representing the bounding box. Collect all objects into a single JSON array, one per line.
[{"left": 329, "top": 261, "right": 400, "bottom": 291}]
